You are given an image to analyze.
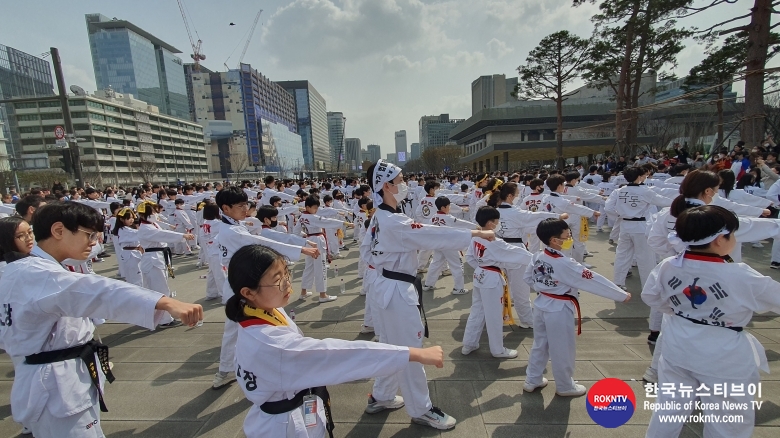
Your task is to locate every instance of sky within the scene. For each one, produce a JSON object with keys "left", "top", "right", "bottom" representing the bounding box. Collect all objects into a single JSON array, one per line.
[{"left": 0, "top": 0, "right": 764, "bottom": 157}]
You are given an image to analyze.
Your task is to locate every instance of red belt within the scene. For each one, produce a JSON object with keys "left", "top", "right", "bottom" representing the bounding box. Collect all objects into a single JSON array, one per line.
[{"left": 540, "top": 292, "right": 582, "bottom": 335}]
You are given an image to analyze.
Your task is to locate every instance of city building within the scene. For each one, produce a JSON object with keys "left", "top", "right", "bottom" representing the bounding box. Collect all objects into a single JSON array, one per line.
[
  {"left": 418, "top": 114, "right": 465, "bottom": 151},
  {"left": 654, "top": 76, "right": 738, "bottom": 103},
  {"left": 85, "top": 13, "right": 189, "bottom": 119},
  {"left": 0, "top": 119, "right": 8, "bottom": 171},
  {"left": 361, "top": 148, "right": 372, "bottom": 164},
  {"left": 471, "top": 74, "right": 518, "bottom": 116},
  {"left": 327, "top": 112, "right": 346, "bottom": 170},
  {"left": 366, "top": 144, "right": 381, "bottom": 163},
  {"left": 410, "top": 142, "right": 420, "bottom": 160},
  {"left": 394, "top": 130, "right": 407, "bottom": 163},
  {"left": 0, "top": 44, "right": 55, "bottom": 161},
  {"left": 192, "top": 65, "right": 302, "bottom": 179},
  {"left": 344, "top": 138, "right": 361, "bottom": 172},
  {"left": 277, "top": 80, "right": 330, "bottom": 173},
  {"left": 184, "top": 63, "right": 212, "bottom": 122},
  {"left": 387, "top": 152, "right": 397, "bottom": 165},
  {"left": 6, "top": 89, "right": 209, "bottom": 184}
]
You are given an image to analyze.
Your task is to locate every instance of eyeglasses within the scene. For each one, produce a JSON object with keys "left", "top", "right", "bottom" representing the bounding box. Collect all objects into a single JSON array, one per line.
[
  {"left": 15, "top": 230, "right": 34, "bottom": 241},
  {"left": 259, "top": 271, "right": 292, "bottom": 293},
  {"left": 75, "top": 228, "right": 101, "bottom": 243},
  {"left": 232, "top": 202, "right": 250, "bottom": 210}
]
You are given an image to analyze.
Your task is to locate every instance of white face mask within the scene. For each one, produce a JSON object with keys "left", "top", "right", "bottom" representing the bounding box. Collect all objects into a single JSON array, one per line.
[{"left": 392, "top": 182, "right": 409, "bottom": 202}]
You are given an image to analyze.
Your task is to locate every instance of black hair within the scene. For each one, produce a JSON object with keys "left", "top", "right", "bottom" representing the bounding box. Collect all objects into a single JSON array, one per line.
[
  {"left": 670, "top": 170, "right": 721, "bottom": 217},
  {"left": 546, "top": 175, "right": 565, "bottom": 192},
  {"left": 256, "top": 206, "right": 279, "bottom": 223},
  {"left": 357, "top": 197, "right": 370, "bottom": 208},
  {"left": 215, "top": 187, "right": 248, "bottom": 210},
  {"left": 589, "top": 165, "right": 598, "bottom": 173},
  {"left": 565, "top": 171, "right": 580, "bottom": 183},
  {"left": 247, "top": 201, "right": 256, "bottom": 210},
  {"left": 460, "top": 183, "right": 468, "bottom": 192},
  {"left": 475, "top": 206, "right": 500, "bottom": 227},
  {"left": 435, "top": 196, "right": 451, "bottom": 210},
  {"left": 225, "top": 245, "right": 286, "bottom": 322},
  {"left": 424, "top": 181, "right": 440, "bottom": 194},
  {"left": 203, "top": 203, "right": 220, "bottom": 220},
  {"left": 736, "top": 173, "right": 756, "bottom": 190},
  {"left": 676, "top": 205, "right": 739, "bottom": 250},
  {"left": 529, "top": 178, "right": 544, "bottom": 191},
  {"left": 32, "top": 201, "right": 104, "bottom": 242},
  {"left": 536, "top": 218, "right": 570, "bottom": 245},
  {"left": 269, "top": 195, "right": 282, "bottom": 205},
  {"left": 111, "top": 208, "right": 137, "bottom": 236},
  {"left": 109, "top": 202, "right": 122, "bottom": 214},
  {"left": 353, "top": 188, "right": 364, "bottom": 197},
  {"left": 718, "top": 169, "right": 736, "bottom": 199},
  {"left": 323, "top": 194, "right": 333, "bottom": 203},
  {"left": 0, "top": 216, "right": 26, "bottom": 259},
  {"left": 264, "top": 175, "right": 275, "bottom": 186},
  {"left": 166, "top": 189, "right": 177, "bottom": 197},
  {"left": 304, "top": 196, "right": 320, "bottom": 208},
  {"left": 487, "top": 182, "right": 518, "bottom": 208},
  {"left": 15, "top": 195, "right": 44, "bottom": 217},
  {"left": 624, "top": 167, "right": 644, "bottom": 183},
  {"left": 174, "top": 198, "right": 185, "bottom": 205}
]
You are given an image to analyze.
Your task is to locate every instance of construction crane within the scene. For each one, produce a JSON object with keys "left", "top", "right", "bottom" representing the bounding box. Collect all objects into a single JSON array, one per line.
[
  {"left": 176, "top": 0, "right": 206, "bottom": 71},
  {"left": 238, "top": 9, "right": 263, "bottom": 66}
]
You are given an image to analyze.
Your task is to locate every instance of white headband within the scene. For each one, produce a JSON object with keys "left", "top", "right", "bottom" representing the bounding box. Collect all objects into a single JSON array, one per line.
[
  {"left": 667, "top": 227, "right": 730, "bottom": 266},
  {"left": 372, "top": 159, "right": 401, "bottom": 206}
]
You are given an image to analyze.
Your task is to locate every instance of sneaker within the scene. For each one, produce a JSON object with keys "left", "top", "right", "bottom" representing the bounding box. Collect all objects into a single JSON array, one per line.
[
  {"left": 158, "top": 320, "right": 183, "bottom": 329},
  {"left": 205, "top": 295, "right": 220, "bottom": 301},
  {"left": 584, "top": 252, "right": 593, "bottom": 258},
  {"left": 21, "top": 426, "right": 31, "bottom": 435},
  {"left": 771, "top": 262, "right": 780, "bottom": 269},
  {"left": 411, "top": 406, "right": 456, "bottom": 430},
  {"left": 318, "top": 295, "right": 338, "bottom": 303},
  {"left": 596, "top": 228, "right": 603, "bottom": 232},
  {"left": 608, "top": 239, "right": 615, "bottom": 245},
  {"left": 461, "top": 345, "right": 478, "bottom": 355},
  {"left": 517, "top": 321, "right": 533, "bottom": 329},
  {"left": 417, "top": 267, "right": 428, "bottom": 274},
  {"left": 97, "top": 252, "right": 110, "bottom": 258},
  {"left": 422, "top": 285, "right": 435, "bottom": 291},
  {"left": 583, "top": 263, "right": 595, "bottom": 269},
  {"left": 360, "top": 325, "right": 374, "bottom": 334},
  {"left": 441, "top": 269, "right": 452, "bottom": 277},
  {"left": 647, "top": 330, "right": 660, "bottom": 345},
  {"left": 752, "top": 242, "right": 764, "bottom": 248},
  {"left": 523, "top": 377, "right": 548, "bottom": 392},
  {"left": 299, "top": 292, "right": 313, "bottom": 301},
  {"left": 626, "top": 271, "right": 633, "bottom": 278},
  {"left": 192, "top": 245, "right": 201, "bottom": 250},
  {"left": 492, "top": 348, "right": 518, "bottom": 359},
  {"left": 618, "top": 285, "right": 628, "bottom": 291},
  {"left": 365, "top": 394, "right": 404, "bottom": 414},
  {"left": 642, "top": 367, "right": 658, "bottom": 384},
  {"left": 451, "top": 288, "right": 469, "bottom": 295},
  {"left": 556, "top": 383, "right": 587, "bottom": 397},
  {"left": 212, "top": 371, "right": 236, "bottom": 389}
]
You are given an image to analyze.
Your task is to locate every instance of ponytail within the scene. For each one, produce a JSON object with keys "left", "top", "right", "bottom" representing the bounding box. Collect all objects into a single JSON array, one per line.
[
  {"left": 670, "top": 170, "right": 721, "bottom": 217},
  {"left": 487, "top": 190, "right": 501, "bottom": 208},
  {"left": 225, "top": 295, "right": 245, "bottom": 323}
]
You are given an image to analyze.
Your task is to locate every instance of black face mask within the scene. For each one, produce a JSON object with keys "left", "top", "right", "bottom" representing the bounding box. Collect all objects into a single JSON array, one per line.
[{"left": 270, "top": 220, "right": 278, "bottom": 228}]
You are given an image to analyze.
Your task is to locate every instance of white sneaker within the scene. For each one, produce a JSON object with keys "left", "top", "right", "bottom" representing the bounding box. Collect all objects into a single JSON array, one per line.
[
  {"left": 21, "top": 426, "right": 32, "bottom": 435},
  {"left": 441, "top": 269, "right": 452, "bottom": 276},
  {"left": 365, "top": 394, "right": 404, "bottom": 414},
  {"left": 359, "top": 289, "right": 367, "bottom": 296},
  {"left": 523, "top": 377, "right": 548, "bottom": 392},
  {"left": 492, "top": 348, "right": 518, "bottom": 359},
  {"left": 205, "top": 295, "right": 220, "bottom": 301},
  {"left": 556, "top": 383, "right": 587, "bottom": 397},
  {"left": 212, "top": 371, "right": 236, "bottom": 389},
  {"left": 752, "top": 242, "right": 764, "bottom": 248},
  {"left": 318, "top": 295, "right": 338, "bottom": 303},
  {"left": 417, "top": 267, "right": 428, "bottom": 274},
  {"left": 299, "top": 292, "right": 313, "bottom": 301},
  {"left": 360, "top": 325, "right": 374, "bottom": 334},
  {"left": 422, "top": 285, "right": 435, "bottom": 291},
  {"left": 583, "top": 262, "right": 595, "bottom": 269},
  {"left": 411, "top": 406, "right": 456, "bottom": 430},
  {"left": 451, "top": 288, "right": 469, "bottom": 295},
  {"left": 517, "top": 322, "right": 533, "bottom": 329},
  {"left": 618, "top": 285, "right": 628, "bottom": 291},
  {"left": 643, "top": 367, "right": 658, "bottom": 383},
  {"left": 461, "top": 345, "right": 478, "bottom": 355}
]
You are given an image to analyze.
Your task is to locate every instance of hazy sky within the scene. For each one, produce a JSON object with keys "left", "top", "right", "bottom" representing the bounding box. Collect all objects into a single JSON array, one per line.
[{"left": 1, "top": 0, "right": 763, "bottom": 156}]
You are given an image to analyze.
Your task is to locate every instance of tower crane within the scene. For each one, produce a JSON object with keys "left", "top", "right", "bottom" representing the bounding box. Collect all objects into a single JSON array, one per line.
[
  {"left": 176, "top": 0, "right": 206, "bottom": 71},
  {"left": 238, "top": 9, "right": 263, "bottom": 66}
]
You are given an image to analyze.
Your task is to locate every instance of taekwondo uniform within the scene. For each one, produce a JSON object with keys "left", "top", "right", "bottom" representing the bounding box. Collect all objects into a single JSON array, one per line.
[
  {"left": 117, "top": 227, "right": 143, "bottom": 287},
  {"left": 201, "top": 219, "right": 222, "bottom": 301},
  {"left": 294, "top": 213, "right": 345, "bottom": 294},
  {"left": 542, "top": 193, "right": 597, "bottom": 262},
  {"left": 519, "top": 192, "right": 546, "bottom": 251},
  {"left": 137, "top": 220, "right": 189, "bottom": 325},
  {"left": 414, "top": 195, "right": 437, "bottom": 271},
  {"left": 171, "top": 207, "right": 194, "bottom": 255},
  {"left": 422, "top": 211, "right": 476, "bottom": 294}
]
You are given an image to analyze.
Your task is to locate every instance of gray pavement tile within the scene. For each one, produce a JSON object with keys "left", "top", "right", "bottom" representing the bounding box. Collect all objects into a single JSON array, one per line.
[
  {"left": 101, "top": 421, "right": 207, "bottom": 438},
  {"left": 334, "top": 423, "right": 441, "bottom": 438},
  {"left": 110, "top": 346, "right": 221, "bottom": 363},
  {"left": 485, "top": 424, "right": 702, "bottom": 438},
  {"left": 434, "top": 381, "right": 489, "bottom": 437},
  {"left": 751, "top": 329, "right": 780, "bottom": 343},
  {"left": 591, "top": 360, "right": 651, "bottom": 381}
]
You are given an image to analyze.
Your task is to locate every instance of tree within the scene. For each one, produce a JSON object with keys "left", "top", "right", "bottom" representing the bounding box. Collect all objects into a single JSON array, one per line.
[
  {"left": 514, "top": 31, "right": 590, "bottom": 169},
  {"left": 228, "top": 151, "right": 250, "bottom": 175},
  {"left": 17, "top": 169, "right": 68, "bottom": 190},
  {"left": 130, "top": 156, "right": 159, "bottom": 184}
]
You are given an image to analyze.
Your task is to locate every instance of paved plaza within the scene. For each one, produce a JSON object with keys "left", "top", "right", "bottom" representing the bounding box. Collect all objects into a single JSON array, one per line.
[{"left": 1, "top": 230, "right": 778, "bottom": 437}]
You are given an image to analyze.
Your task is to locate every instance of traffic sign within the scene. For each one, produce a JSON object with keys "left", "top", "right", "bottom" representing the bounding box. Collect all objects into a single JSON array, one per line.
[
  {"left": 55, "top": 139, "right": 68, "bottom": 148},
  {"left": 54, "top": 126, "right": 65, "bottom": 140}
]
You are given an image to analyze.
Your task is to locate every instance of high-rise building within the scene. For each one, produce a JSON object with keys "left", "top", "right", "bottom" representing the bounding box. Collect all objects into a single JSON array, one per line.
[
  {"left": 394, "top": 130, "right": 407, "bottom": 163},
  {"left": 0, "top": 44, "right": 55, "bottom": 161},
  {"left": 344, "top": 138, "right": 361, "bottom": 172},
  {"left": 184, "top": 63, "right": 212, "bottom": 122},
  {"left": 367, "top": 144, "right": 381, "bottom": 163},
  {"left": 419, "top": 114, "right": 465, "bottom": 151},
  {"left": 361, "top": 148, "right": 372, "bottom": 164},
  {"left": 387, "top": 152, "right": 397, "bottom": 165},
  {"left": 410, "top": 142, "right": 421, "bottom": 160},
  {"left": 0, "top": 119, "right": 8, "bottom": 172},
  {"left": 277, "top": 80, "right": 329, "bottom": 172},
  {"left": 5, "top": 89, "right": 209, "bottom": 184},
  {"left": 86, "top": 13, "right": 189, "bottom": 119},
  {"left": 192, "top": 64, "right": 302, "bottom": 178},
  {"left": 327, "top": 112, "right": 346, "bottom": 170},
  {"left": 471, "top": 74, "right": 518, "bottom": 116}
]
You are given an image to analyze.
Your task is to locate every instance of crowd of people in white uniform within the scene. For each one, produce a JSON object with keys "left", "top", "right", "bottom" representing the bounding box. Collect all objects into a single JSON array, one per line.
[{"left": 0, "top": 148, "right": 780, "bottom": 437}]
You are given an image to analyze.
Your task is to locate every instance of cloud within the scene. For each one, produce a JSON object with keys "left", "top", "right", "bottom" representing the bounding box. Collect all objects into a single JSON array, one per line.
[
  {"left": 486, "top": 38, "right": 513, "bottom": 59},
  {"left": 441, "top": 51, "right": 486, "bottom": 68},
  {"left": 62, "top": 64, "right": 96, "bottom": 93},
  {"left": 381, "top": 55, "right": 436, "bottom": 73}
]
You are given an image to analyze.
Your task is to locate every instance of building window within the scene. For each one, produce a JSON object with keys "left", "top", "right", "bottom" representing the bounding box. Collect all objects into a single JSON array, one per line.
[
  {"left": 104, "top": 105, "right": 118, "bottom": 113},
  {"left": 40, "top": 113, "right": 63, "bottom": 120},
  {"left": 88, "top": 101, "right": 104, "bottom": 110},
  {"left": 70, "top": 100, "right": 86, "bottom": 107},
  {"left": 18, "top": 126, "right": 41, "bottom": 133},
  {"left": 71, "top": 111, "right": 88, "bottom": 119},
  {"left": 106, "top": 115, "right": 121, "bottom": 124},
  {"left": 92, "top": 125, "right": 107, "bottom": 132},
  {"left": 14, "top": 102, "right": 37, "bottom": 109},
  {"left": 90, "top": 113, "right": 106, "bottom": 121},
  {"left": 17, "top": 114, "right": 39, "bottom": 121},
  {"left": 38, "top": 101, "right": 61, "bottom": 108}
]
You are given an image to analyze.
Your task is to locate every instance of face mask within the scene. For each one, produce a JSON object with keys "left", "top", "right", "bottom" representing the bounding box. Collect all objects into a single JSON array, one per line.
[
  {"left": 392, "top": 182, "right": 409, "bottom": 202},
  {"left": 270, "top": 220, "right": 278, "bottom": 228},
  {"left": 560, "top": 237, "right": 574, "bottom": 250}
]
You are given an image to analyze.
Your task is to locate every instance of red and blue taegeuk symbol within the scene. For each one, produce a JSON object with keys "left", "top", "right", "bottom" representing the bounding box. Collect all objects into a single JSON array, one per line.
[
  {"left": 586, "top": 378, "right": 635, "bottom": 428},
  {"left": 682, "top": 277, "right": 707, "bottom": 309}
]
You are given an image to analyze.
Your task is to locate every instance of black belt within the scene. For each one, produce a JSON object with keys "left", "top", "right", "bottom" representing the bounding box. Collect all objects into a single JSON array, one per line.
[
  {"left": 307, "top": 233, "right": 324, "bottom": 237},
  {"left": 260, "top": 386, "right": 334, "bottom": 438},
  {"left": 676, "top": 314, "right": 743, "bottom": 332},
  {"left": 381, "top": 268, "right": 428, "bottom": 338},
  {"left": 623, "top": 217, "right": 646, "bottom": 221},
  {"left": 145, "top": 247, "right": 175, "bottom": 278},
  {"left": 25, "top": 340, "right": 115, "bottom": 412},
  {"left": 503, "top": 237, "right": 524, "bottom": 243}
]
